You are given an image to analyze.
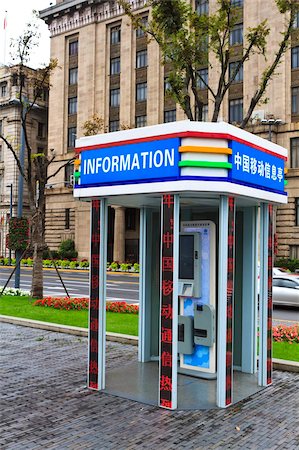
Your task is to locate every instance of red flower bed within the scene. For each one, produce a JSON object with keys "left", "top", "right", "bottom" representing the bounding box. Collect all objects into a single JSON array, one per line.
[
  {"left": 34, "top": 297, "right": 139, "bottom": 314},
  {"left": 272, "top": 325, "right": 299, "bottom": 344},
  {"left": 34, "top": 297, "right": 89, "bottom": 311}
]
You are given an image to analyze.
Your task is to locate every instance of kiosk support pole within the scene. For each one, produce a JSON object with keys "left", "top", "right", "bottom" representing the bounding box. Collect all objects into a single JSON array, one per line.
[
  {"left": 217, "top": 196, "right": 235, "bottom": 408},
  {"left": 259, "top": 203, "right": 273, "bottom": 386},
  {"left": 139, "top": 207, "right": 147, "bottom": 362},
  {"left": 88, "top": 198, "right": 108, "bottom": 391},
  {"left": 159, "top": 194, "right": 179, "bottom": 410}
]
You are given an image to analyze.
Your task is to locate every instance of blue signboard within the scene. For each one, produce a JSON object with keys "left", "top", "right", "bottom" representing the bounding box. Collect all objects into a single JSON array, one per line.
[
  {"left": 230, "top": 141, "right": 285, "bottom": 193},
  {"left": 79, "top": 138, "right": 180, "bottom": 186}
]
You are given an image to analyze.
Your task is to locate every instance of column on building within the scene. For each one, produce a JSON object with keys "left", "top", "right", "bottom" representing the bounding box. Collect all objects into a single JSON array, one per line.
[{"left": 113, "top": 206, "right": 125, "bottom": 262}]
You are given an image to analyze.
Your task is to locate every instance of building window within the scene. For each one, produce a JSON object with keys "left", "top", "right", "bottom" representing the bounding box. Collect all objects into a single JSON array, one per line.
[
  {"left": 69, "top": 67, "right": 78, "bottom": 85},
  {"left": 0, "top": 145, "right": 3, "bottom": 162},
  {"left": 291, "top": 46, "right": 299, "bottom": 69},
  {"left": 37, "top": 122, "right": 45, "bottom": 138},
  {"left": 296, "top": 198, "right": 299, "bottom": 226},
  {"left": 65, "top": 208, "right": 70, "bottom": 230},
  {"left": 136, "top": 82, "right": 147, "bottom": 102},
  {"left": 0, "top": 119, "right": 2, "bottom": 135},
  {"left": 136, "top": 16, "right": 148, "bottom": 37},
  {"left": 110, "top": 57, "right": 120, "bottom": 75},
  {"left": 229, "top": 98, "right": 243, "bottom": 123},
  {"left": 164, "top": 77, "right": 171, "bottom": 94},
  {"left": 0, "top": 82, "right": 7, "bottom": 97},
  {"left": 136, "top": 49, "right": 147, "bottom": 68},
  {"left": 135, "top": 115, "right": 147, "bottom": 127},
  {"left": 69, "top": 40, "right": 78, "bottom": 56},
  {"left": 229, "top": 61, "right": 243, "bottom": 82},
  {"left": 65, "top": 163, "right": 74, "bottom": 186},
  {"left": 290, "top": 137, "right": 299, "bottom": 168},
  {"left": 230, "top": 24, "right": 243, "bottom": 46},
  {"left": 125, "top": 208, "right": 136, "bottom": 231},
  {"left": 291, "top": 86, "right": 299, "bottom": 114},
  {"left": 111, "top": 26, "right": 121, "bottom": 44},
  {"left": 294, "top": 12, "right": 299, "bottom": 29},
  {"left": 109, "top": 120, "right": 120, "bottom": 132},
  {"left": 202, "top": 104, "right": 208, "bottom": 121},
  {"left": 197, "top": 68, "right": 208, "bottom": 89},
  {"left": 196, "top": 0, "right": 209, "bottom": 15},
  {"left": 290, "top": 245, "right": 299, "bottom": 259},
  {"left": 68, "top": 127, "right": 76, "bottom": 148},
  {"left": 110, "top": 88, "right": 120, "bottom": 107},
  {"left": 231, "top": 0, "right": 243, "bottom": 6},
  {"left": 68, "top": 97, "right": 77, "bottom": 115},
  {"left": 164, "top": 109, "right": 176, "bottom": 123}
]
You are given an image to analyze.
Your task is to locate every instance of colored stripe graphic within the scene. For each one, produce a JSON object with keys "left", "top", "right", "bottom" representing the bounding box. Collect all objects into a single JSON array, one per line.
[
  {"left": 179, "top": 146, "right": 232, "bottom": 154},
  {"left": 179, "top": 161, "right": 232, "bottom": 169}
]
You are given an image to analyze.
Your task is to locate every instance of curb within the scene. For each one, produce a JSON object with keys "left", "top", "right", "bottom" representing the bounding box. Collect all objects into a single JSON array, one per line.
[
  {"left": 0, "top": 315, "right": 138, "bottom": 346},
  {"left": 0, "top": 315, "right": 298, "bottom": 370},
  {"left": 1, "top": 266, "right": 139, "bottom": 276}
]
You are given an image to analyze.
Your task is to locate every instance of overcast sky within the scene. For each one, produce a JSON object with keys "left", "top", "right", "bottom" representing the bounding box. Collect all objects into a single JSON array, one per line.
[{"left": 0, "top": 0, "right": 52, "bottom": 68}]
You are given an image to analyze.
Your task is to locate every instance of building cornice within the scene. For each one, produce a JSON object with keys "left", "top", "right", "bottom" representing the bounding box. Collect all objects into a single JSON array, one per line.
[{"left": 39, "top": 0, "right": 147, "bottom": 37}]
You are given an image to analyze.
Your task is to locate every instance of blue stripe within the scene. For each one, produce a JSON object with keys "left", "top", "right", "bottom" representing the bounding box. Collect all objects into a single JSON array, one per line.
[{"left": 74, "top": 175, "right": 287, "bottom": 196}]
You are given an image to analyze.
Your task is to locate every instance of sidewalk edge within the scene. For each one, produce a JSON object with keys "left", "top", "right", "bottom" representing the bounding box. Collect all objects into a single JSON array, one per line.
[{"left": 0, "top": 315, "right": 138, "bottom": 346}]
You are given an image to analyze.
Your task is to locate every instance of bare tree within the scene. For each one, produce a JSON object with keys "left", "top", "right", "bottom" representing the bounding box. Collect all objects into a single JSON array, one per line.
[{"left": 0, "top": 14, "right": 74, "bottom": 297}]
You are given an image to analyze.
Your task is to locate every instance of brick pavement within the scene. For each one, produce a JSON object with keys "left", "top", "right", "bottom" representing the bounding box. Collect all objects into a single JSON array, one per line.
[{"left": 1, "top": 323, "right": 299, "bottom": 450}]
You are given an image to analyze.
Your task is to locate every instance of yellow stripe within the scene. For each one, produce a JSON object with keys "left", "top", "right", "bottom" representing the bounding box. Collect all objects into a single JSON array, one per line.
[{"left": 179, "top": 146, "right": 232, "bottom": 155}]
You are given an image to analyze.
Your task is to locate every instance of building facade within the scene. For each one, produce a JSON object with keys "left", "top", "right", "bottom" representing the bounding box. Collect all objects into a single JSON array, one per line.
[
  {"left": 40, "top": 0, "right": 299, "bottom": 261},
  {"left": 0, "top": 65, "right": 48, "bottom": 257}
]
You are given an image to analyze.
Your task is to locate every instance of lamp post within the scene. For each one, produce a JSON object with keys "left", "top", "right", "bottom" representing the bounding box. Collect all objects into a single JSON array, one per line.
[
  {"left": 6, "top": 183, "right": 13, "bottom": 265},
  {"left": 261, "top": 118, "right": 282, "bottom": 142}
]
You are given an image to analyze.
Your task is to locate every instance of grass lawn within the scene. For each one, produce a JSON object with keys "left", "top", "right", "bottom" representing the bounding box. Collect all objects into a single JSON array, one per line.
[
  {"left": 1, "top": 296, "right": 298, "bottom": 361},
  {"left": 273, "top": 341, "right": 299, "bottom": 362},
  {"left": 0, "top": 295, "right": 138, "bottom": 336}
]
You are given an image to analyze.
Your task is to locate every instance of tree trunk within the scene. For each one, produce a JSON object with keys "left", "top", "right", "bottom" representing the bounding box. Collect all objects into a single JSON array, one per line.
[{"left": 30, "top": 199, "right": 45, "bottom": 298}]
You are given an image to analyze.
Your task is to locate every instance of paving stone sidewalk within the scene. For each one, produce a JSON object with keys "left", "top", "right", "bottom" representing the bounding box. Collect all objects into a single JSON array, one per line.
[{"left": 1, "top": 323, "right": 299, "bottom": 450}]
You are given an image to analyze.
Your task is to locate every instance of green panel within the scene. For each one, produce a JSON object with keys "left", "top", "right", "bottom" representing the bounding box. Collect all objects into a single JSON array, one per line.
[{"left": 178, "top": 160, "right": 232, "bottom": 169}]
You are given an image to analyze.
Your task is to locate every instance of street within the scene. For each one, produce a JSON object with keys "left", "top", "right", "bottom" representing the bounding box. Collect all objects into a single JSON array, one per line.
[
  {"left": 0, "top": 267, "right": 298, "bottom": 324},
  {"left": 0, "top": 267, "right": 139, "bottom": 303}
]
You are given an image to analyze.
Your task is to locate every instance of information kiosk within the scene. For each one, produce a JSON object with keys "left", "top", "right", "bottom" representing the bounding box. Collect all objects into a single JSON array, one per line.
[{"left": 73, "top": 120, "right": 287, "bottom": 410}]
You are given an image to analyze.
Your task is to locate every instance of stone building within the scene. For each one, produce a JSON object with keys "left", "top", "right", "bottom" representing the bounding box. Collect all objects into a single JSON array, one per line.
[
  {"left": 40, "top": 0, "right": 299, "bottom": 261},
  {"left": 0, "top": 65, "right": 48, "bottom": 257}
]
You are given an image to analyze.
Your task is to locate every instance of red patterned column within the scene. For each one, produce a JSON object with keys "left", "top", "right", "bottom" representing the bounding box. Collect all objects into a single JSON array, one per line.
[
  {"left": 159, "top": 194, "right": 175, "bottom": 409},
  {"left": 226, "top": 197, "right": 235, "bottom": 406},
  {"left": 267, "top": 204, "right": 273, "bottom": 385},
  {"left": 88, "top": 199, "right": 101, "bottom": 389}
]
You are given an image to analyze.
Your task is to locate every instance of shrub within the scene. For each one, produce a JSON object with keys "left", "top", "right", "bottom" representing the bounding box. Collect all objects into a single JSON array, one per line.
[
  {"left": 275, "top": 258, "right": 299, "bottom": 273},
  {"left": 106, "top": 301, "right": 139, "bottom": 314},
  {"left": 43, "top": 259, "right": 52, "bottom": 268},
  {"left": 79, "top": 260, "right": 89, "bottom": 268},
  {"left": 133, "top": 263, "right": 140, "bottom": 272},
  {"left": 60, "top": 260, "right": 70, "bottom": 269},
  {"left": 0, "top": 286, "right": 29, "bottom": 296},
  {"left": 120, "top": 263, "right": 131, "bottom": 272},
  {"left": 33, "top": 297, "right": 139, "bottom": 314},
  {"left": 110, "top": 262, "right": 119, "bottom": 271},
  {"left": 58, "top": 239, "right": 78, "bottom": 260},
  {"left": 273, "top": 325, "right": 299, "bottom": 344},
  {"left": 27, "top": 258, "right": 33, "bottom": 267},
  {"left": 69, "top": 261, "right": 78, "bottom": 269}
]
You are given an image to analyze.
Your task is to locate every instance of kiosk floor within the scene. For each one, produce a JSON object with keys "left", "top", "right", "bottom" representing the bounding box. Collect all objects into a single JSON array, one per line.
[{"left": 104, "top": 361, "right": 264, "bottom": 410}]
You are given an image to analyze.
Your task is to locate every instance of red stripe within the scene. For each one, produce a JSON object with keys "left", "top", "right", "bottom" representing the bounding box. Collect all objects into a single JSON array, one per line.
[{"left": 75, "top": 131, "right": 286, "bottom": 160}]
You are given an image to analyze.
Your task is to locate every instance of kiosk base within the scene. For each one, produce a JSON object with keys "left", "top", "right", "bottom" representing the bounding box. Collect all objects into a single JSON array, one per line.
[{"left": 103, "top": 361, "right": 264, "bottom": 410}]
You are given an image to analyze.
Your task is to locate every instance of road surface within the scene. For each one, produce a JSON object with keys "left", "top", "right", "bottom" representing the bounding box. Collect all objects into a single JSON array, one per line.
[{"left": 0, "top": 267, "right": 298, "bottom": 324}]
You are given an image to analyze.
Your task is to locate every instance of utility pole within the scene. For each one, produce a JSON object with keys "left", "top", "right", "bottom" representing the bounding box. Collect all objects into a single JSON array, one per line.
[{"left": 14, "top": 104, "right": 26, "bottom": 289}]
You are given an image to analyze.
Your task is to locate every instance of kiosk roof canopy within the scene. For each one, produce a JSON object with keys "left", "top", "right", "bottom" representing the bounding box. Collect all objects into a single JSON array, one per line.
[{"left": 74, "top": 121, "right": 288, "bottom": 205}]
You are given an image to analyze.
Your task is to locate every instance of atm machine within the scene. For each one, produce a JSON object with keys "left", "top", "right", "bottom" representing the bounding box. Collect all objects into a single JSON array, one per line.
[{"left": 178, "top": 221, "right": 216, "bottom": 379}]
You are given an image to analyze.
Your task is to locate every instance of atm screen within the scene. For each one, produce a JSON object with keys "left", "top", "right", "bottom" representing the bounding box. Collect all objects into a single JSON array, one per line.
[{"left": 179, "top": 235, "right": 194, "bottom": 280}]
